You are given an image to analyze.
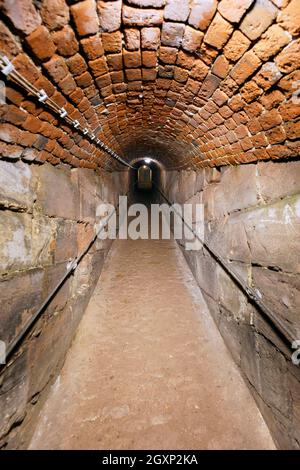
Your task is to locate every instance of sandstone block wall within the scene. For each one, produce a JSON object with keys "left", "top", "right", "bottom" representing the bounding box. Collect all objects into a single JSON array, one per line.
[
  {"left": 0, "top": 159, "right": 128, "bottom": 449},
  {"left": 163, "top": 160, "right": 300, "bottom": 449}
]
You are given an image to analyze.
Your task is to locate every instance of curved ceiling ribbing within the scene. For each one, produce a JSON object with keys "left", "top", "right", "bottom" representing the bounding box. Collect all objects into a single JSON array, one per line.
[{"left": 0, "top": 0, "right": 299, "bottom": 170}]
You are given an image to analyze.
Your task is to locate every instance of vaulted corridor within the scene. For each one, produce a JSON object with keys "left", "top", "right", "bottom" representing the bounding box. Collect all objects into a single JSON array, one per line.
[{"left": 0, "top": 0, "right": 299, "bottom": 452}]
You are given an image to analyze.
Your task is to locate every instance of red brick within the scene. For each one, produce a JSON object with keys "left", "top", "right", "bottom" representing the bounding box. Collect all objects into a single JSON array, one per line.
[
  {"left": 199, "top": 74, "right": 221, "bottom": 99},
  {"left": 254, "top": 62, "right": 282, "bottom": 90},
  {"left": 218, "top": 0, "right": 254, "bottom": 22},
  {"left": 26, "top": 26, "right": 56, "bottom": 61},
  {"left": 110, "top": 71, "right": 124, "bottom": 83},
  {"left": 211, "top": 55, "right": 230, "bottom": 79},
  {"left": 164, "top": 0, "right": 190, "bottom": 22},
  {"left": 244, "top": 101, "right": 263, "bottom": 117},
  {"left": 248, "top": 118, "right": 263, "bottom": 134},
  {"left": 182, "top": 26, "right": 204, "bottom": 54},
  {"left": 141, "top": 28, "right": 160, "bottom": 50},
  {"left": 69, "top": 88, "right": 85, "bottom": 104},
  {"left": 75, "top": 71, "right": 93, "bottom": 87},
  {"left": 161, "top": 22, "right": 185, "bottom": 48},
  {"left": 98, "top": 0, "right": 122, "bottom": 32},
  {"left": 283, "top": 119, "right": 300, "bottom": 140},
  {"left": 275, "top": 40, "right": 300, "bottom": 74},
  {"left": 253, "top": 24, "right": 291, "bottom": 61},
  {"left": 142, "top": 68, "right": 157, "bottom": 81},
  {"left": 102, "top": 32, "right": 122, "bottom": 53},
  {"left": 40, "top": 0, "right": 70, "bottom": 31},
  {"left": 223, "top": 31, "right": 251, "bottom": 62},
  {"left": 123, "top": 50, "right": 142, "bottom": 68},
  {"left": 0, "top": 21, "right": 21, "bottom": 57},
  {"left": 158, "top": 65, "right": 174, "bottom": 79},
  {"left": 124, "top": 29, "right": 140, "bottom": 51},
  {"left": 22, "top": 115, "right": 44, "bottom": 133},
  {"left": 240, "top": 137, "right": 253, "bottom": 151},
  {"left": 219, "top": 106, "right": 233, "bottom": 118},
  {"left": 266, "top": 145, "right": 291, "bottom": 159},
  {"left": 142, "top": 51, "right": 157, "bottom": 68},
  {"left": 59, "top": 75, "right": 77, "bottom": 94},
  {"left": 2, "top": 0, "right": 41, "bottom": 35},
  {"left": 212, "top": 90, "right": 228, "bottom": 106},
  {"left": 126, "top": 69, "right": 142, "bottom": 81},
  {"left": 13, "top": 54, "right": 40, "bottom": 82},
  {"left": 230, "top": 51, "right": 261, "bottom": 85},
  {"left": 260, "top": 89, "right": 285, "bottom": 110},
  {"left": 70, "top": 0, "right": 99, "bottom": 37},
  {"left": 190, "top": 59, "right": 209, "bottom": 81},
  {"left": 278, "top": 70, "right": 300, "bottom": 95},
  {"left": 251, "top": 133, "right": 268, "bottom": 147},
  {"left": 204, "top": 13, "right": 233, "bottom": 50},
  {"left": 66, "top": 54, "right": 87, "bottom": 76},
  {"left": 266, "top": 126, "right": 286, "bottom": 144},
  {"left": 106, "top": 53, "right": 123, "bottom": 71},
  {"left": 176, "top": 51, "right": 195, "bottom": 70},
  {"left": 279, "top": 101, "right": 300, "bottom": 121},
  {"left": 95, "top": 74, "right": 112, "bottom": 89},
  {"left": 81, "top": 35, "right": 104, "bottom": 60},
  {"left": 174, "top": 67, "right": 189, "bottom": 83},
  {"left": 240, "top": 0, "right": 278, "bottom": 40},
  {"left": 52, "top": 26, "right": 79, "bottom": 57},
  {"left": 44, "top": 55, "right": 69, "bottom": 82},
  {"left": 188, "top": 0, "right": 217, "bottom": 31},
  {"left": 159, "top": 47, "right": 178, "bottom": 64},
  {"left": 277, "top": 0, "right": 300, "bottom": 36},
  {"left": 122, "top": 5, "right": 163, "bottom": 26},
  {"left": 259, "top": 109, "right": 282, "bottom": 130},
  {"left": 240, "top": 81, "right": 263, "bottom": 103}
]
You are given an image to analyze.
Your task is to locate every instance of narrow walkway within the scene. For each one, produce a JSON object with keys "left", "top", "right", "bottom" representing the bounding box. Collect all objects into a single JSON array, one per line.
[{"left": 29, "top": 236, "right": 275, "bottom": 449}]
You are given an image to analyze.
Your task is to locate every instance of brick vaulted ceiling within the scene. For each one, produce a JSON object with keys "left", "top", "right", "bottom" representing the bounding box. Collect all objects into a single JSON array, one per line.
[{"left": 0, "top": 0, "right": 299, "bottom": 171}]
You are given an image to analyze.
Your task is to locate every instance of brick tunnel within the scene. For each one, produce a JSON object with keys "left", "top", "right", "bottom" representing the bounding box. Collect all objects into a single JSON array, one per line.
[{"left": 0, "top": 0, "right": 299, "bottom": 451}]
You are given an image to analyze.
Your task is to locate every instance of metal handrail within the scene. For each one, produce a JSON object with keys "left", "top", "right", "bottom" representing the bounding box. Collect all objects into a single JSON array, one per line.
[
  {"left": 156, "top": 185, "right": 296, "bottom": 350},
  {"left": 0, "top": 195, "right": 126, "bottom": 369},
  {"left": 0, "top": 54, "right": 134, "bottom": 169}
]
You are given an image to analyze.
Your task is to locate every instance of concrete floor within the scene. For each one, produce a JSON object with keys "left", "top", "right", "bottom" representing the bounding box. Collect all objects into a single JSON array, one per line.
[{"left": 29, "top": 234, "right": 275, "bottom": 450}]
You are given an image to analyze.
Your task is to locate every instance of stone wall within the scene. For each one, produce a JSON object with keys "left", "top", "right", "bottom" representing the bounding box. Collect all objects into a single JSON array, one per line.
[
  {"left": 0, "top": 159, "right": 128, "bottom": 449},
  {"left": 162, "top": 160, "right": 300, "bottom": 449}
]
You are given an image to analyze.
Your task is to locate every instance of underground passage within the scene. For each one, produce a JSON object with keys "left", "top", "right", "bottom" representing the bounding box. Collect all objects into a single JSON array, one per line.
[{"left": 0, "top": 0, "right": 299, "bottom": 452}]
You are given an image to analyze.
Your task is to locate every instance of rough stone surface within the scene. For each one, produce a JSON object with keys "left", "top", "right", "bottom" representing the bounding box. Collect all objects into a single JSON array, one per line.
[
  {"left": 188, "top": 0, "right": 217, "bottom": 31},
  {"left": 98, "top": 0, "right": 122, "bottom": 32},
  {"left": 240, "top": 0, "right": 278, "bottom": 40},
  {"left": 70, "top": 0, "right": 99, "bottom": 37},
  {"left": 0, "top": 161, "right": 128, "bottom": 449},
  {"left": 204, "top": 13, "right": 234, "bottom": 50},
  {"left": 0, "top": 0, "right": 297, "bottom": 169},
  {"left": 122, "top": 6, "right": 164, "bottom": 26},
  {"left": 164, "top": 161, "right": 300, "bottom": 450},
  {"left": 28, "top": 228, "right": 274, "bottom": 450},
  {"left": 2, "top": 0, "right": 41, "bottom": 34},
  {"left": 161, "top": 22, "right": 185, "bottom": 48},
  {"left": 40, "top": 0, "right": 70, "bottom": 31},
  {"left": 164, "top": 0, "right": 190, "bottom": 22}
]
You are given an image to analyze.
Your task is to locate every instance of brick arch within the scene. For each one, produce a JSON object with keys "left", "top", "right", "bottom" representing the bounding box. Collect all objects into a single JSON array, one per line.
[{"left": 0, "top": 0, "right": 299, "bottom": 170}]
